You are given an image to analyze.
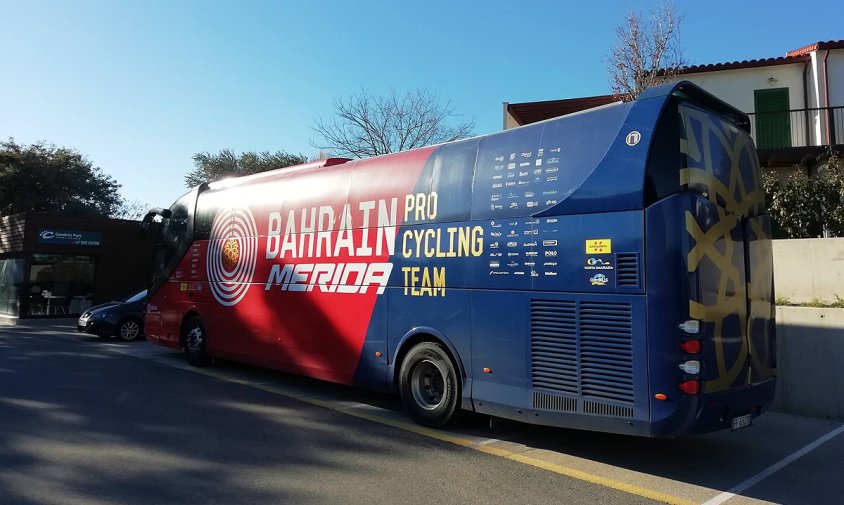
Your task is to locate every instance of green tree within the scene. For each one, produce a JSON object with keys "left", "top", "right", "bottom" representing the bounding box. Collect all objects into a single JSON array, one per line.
[
  {"left": 310, "top": 88, "right": 474, "bottom": 158},
  {"left": 763, "top": 153, "right": 844, "bottom": 238},
  {"left": 0, "top": 138, "right": 122, "bottom": 217},
  {"left": 185, "top": 149, "right": 307, "bottom": 187}
]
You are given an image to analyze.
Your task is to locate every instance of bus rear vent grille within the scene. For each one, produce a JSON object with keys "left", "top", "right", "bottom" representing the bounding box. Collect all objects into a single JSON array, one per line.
[
  {"left": 533, "top": 392, "right": 577, "bottom": 412},
  {"left": 530, "top": 300, "right": 578, "bottom": 395},
  {"left": 615, "top": 253, "right": 640, "bottom": 288},
  {"left": 531, "top": 300, "right": 635, "bottom": 409},
  {"left": 579, "top": 301, "right": 634, "bottom": 404},
  {"left": 583, "top": 399, "right": 634, "bottom": 418}
]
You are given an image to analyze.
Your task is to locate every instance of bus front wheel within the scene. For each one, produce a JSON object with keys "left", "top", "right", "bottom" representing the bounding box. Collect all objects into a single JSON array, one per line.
[
  {"left": 399, "top": 342, "right": 461, "bottom": 428},
  {"left": 183, "top": 317, "right": 211, "bottom": 367}
]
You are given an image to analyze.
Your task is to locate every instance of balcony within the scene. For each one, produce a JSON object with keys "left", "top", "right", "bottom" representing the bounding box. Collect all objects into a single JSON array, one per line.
[{"left": 746, "top": 107, "right": 844, "bottom": 167}]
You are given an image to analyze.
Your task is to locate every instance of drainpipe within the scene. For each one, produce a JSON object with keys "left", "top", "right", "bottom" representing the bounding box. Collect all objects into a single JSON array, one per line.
[
  {"left": 823, "top": 49, "right": 831, "bottom": 145},
  {"left": 803, "top": 61, "right": 810, "bottom": 146}
]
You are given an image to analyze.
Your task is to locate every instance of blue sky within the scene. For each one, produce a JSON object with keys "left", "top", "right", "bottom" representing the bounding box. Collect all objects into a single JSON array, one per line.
[{"left": 1, "top": 0, "right": 841, "bottom": 208}]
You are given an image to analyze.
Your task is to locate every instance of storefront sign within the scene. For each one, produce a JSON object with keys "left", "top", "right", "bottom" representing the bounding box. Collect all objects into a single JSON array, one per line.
[{"left": 37, "top": 229, "right": 101, "bottom": 247}]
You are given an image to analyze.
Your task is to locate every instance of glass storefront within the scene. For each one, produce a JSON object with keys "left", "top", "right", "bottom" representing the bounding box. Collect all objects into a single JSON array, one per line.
[
  {"left": 0, "top": 258, "right": 26, "bottom": 317},
  {"left": 26, "top": 254, "right": 96, "bottom": 316}
]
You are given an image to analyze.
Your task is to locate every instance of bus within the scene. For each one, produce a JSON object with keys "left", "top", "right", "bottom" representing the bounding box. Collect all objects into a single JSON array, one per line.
[{"left": 143, "top": 81, "right": 776, "bottom": 437}]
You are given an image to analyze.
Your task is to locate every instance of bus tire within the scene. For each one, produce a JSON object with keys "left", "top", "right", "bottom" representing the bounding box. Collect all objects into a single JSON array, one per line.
[
  {"left": 399, "top": 342, "right": 461, "bottom": 428},
  {"left": 183, "top": 317, "right": 211, "bottom": 367}
]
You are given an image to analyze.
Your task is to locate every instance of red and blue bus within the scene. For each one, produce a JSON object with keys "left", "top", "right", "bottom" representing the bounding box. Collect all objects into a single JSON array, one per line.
[{"left": 143, "top": 81, "right": 776, "bottom": 437}]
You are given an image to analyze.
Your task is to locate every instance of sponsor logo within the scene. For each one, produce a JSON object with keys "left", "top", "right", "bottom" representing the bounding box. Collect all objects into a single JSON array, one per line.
[
  {"left": 531, "top": 271, "right": 539, "bottom": 277},
  {"left": 491, "top": 194, "right": 501, "bottom": 202},
  {"left": 507, "top": 261, "right": 519, "bottom": 267},
  {"left": 590, "top": 273, "right": 609, "bottom": 286},
  {"left": 517, "top": 181, "right": 530, "bottom": 186},
  {"left": 585, "top": 239, "right": 612, "bottom": 254},
  {"left": 509, "top": 153, "right": 516, "bottom": 161},
  {"left": 585, "top": 257, "right": 613, "bottom": 270},
  {"left": 524, "top": 261, "right": 536, "bottom": 267},
  {"left": 545, "top": 250, "right": 558, "bottom": 257},
  {"left": 509, "top": 202, "right": 518, "bottom": 209},
  {"left": 489, "top": 252, "right": 502, "bottom": 257},
  {"left": 507, "top": 172, "right": 516, "bottom": 178},
  {"left": 519, "top": 171, "right": 529, "bottom": 176},
  {"left": 626, "top": 131, "right": 641, "bottom": 146},
  {"left": 544, "top": 271, "right": 558, "bottom": 276},
  {"left": 508, "top": 192, "right": 519, "bottom": 199},
  {"left": 543, "top": 262, "right": 558, "bottom": 266},
  {"left": 526, "top": 251, "right": 539, "bottom": 257},
  {"left": 492, "top": 175, "right": 503, "bottom": 180},
  {"left": 490, "top": 271, "right": 509, "bottom": 275},
  {"left": 490, "top": 231, "right": 502, "bottom": 237},
  {"left": 523, "top": 241, "right": 537, "bottom": 247},
  {"left": 490, "top": 242, "right": 500, "bottom": 249},
  {"left": 545, "top": 200, "right": 558, "bottom": 205},
  {"left": 519, "top": 163, "right": 530, "bottom": 168},
  {"left": 507, "top": 252, "right": 520, "bottom": 257},
  {"left": 546, "top": 166, "right": 559, "bottom": 173},
  {"left": 524, "top": 191, "right": 534, "bottom": 198},
  {"left": 542, "top": 240, "right": 558, "bottom": 247},
  {"left": 514, "top": 271, "right": 526, "bottom": 276},
  {"left": 521, "top": 152, "right": 532, "bottom": 158},
  {"left": 208, "top": 207, "right": 258, "bottom": 306},
  {"left": 550, "top": 147, "right": 561, "bottom": 153},
  {"left": 506, "top": 181, "right": 516, "bottom": 187},
  {"left": 494, "top": 164, "right": 504, "bottom": 171},
  {"left": 546, "top": 218, "right": 558, "bottom": 223},
  {"left": 526, "top": 201, "right": 538, "bottom": 208},
  {"left": 492, "top": 183, "right": 503, "bottom": 189},
  {"left": 490, "top": 204, "right": 503, "bottom": 210},
  {"left": 489, "top": 261, "right": 500, "bottom": 268},
  {"left": 507, "top": 241, "right": 518, "bottom": 247},
  {"left": 542, "top": 190, "right": 558, "bottom": 195},
  {"left": 490, "top": 220, "right": 502, "bottom": 228},
  {"left": 547, "top": 176, "right": 558, "bottom": 182},
  {"left": 524, "top": 229, "right": 539, "bottom": 236},
  {"left": 507, "top": 162, "right": 516, "bottom": 169},
  {"left": 535, "top": 159, "right": 542, "bottom": 166},
  {"left": 525, "top": 219, "right": 540, "bottom": 225},
  {"left": 495, "top": 155, "right": 505, "bottom": 162}
]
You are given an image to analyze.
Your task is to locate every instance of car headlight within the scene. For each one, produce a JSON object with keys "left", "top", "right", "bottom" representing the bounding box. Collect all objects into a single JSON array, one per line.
[{"left": 90, "top": 312, "right": 108, "bottom": 320}]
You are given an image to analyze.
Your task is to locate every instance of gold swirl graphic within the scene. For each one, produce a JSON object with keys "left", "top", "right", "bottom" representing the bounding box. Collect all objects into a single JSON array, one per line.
[{"left": 679, "top": 104, "right": 775, "bottom": 392}]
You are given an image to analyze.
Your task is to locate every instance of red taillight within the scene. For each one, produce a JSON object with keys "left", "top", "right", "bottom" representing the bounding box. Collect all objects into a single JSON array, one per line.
[
  {"left": 680, "top": 339, "right": 701, "bottom": 354},
  {"left": 678, "top": 380, "right": 700, "bottom": 395}
]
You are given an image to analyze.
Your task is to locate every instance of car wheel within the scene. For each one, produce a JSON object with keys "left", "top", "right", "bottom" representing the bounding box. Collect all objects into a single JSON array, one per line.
[
  {"left": 117, "top": 318, "right": 142, "bottom": 341},
  {"left": 183, "top": 317, "right": 211, "bottom": 367},
  {"left": 399, "top": 342, "right": 461, "bottom": 428}
]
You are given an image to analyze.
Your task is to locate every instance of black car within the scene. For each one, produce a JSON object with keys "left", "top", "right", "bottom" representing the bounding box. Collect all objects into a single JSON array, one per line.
[{"left": 77, "top": 290, "right": 147, "bottom": 341}]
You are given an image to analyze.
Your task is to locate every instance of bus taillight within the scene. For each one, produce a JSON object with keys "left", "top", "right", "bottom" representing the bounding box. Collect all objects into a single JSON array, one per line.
[
  {"left": 678, "top": 380, "right": 700, "bottom": 395},
  {"left": 679, "top": 340, "right": 701, "bottom": 354}
]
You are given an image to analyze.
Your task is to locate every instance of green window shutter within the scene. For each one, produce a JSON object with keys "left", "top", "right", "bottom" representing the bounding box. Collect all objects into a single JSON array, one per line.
[{"left": 754, "top": 88, "right": 791, "bottom": 149}]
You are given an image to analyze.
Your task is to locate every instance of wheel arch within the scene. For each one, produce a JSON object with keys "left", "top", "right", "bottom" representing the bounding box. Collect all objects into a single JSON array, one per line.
[
  {"left": 390, "top": 326, "right": 467, "bottom": 395},
  {"left": 178, "top": 310, "right": 201, "bottom": 347}
]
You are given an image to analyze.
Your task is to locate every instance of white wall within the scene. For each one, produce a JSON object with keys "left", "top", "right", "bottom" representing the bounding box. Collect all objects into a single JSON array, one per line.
[
  {"left": 773, "top": 238, "right": 844, "bottom": 304},
  {"left": 826, "top": 50, "right": 844, "bottom": 107},
  {"left": 679, "top": 64, "right": 807, "bottom": 114}
]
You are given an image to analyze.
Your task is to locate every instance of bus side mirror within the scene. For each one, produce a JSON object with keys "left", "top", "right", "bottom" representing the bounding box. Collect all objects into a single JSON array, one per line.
[{"left": 140, "top": 208, "right": 171, "bottom": 237}]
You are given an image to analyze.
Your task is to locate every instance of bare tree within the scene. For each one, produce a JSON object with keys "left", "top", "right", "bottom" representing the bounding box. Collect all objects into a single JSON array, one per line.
[
  {"left": 311, "top": 88, "right": 474, "bottom": 158},
  {"left": 607, "top": 1, "right": 685, "bottom": 101}
]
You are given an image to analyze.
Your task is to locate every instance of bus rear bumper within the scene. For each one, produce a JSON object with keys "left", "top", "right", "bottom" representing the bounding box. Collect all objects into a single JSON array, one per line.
[{"left": 652, "top": 378, "right": 777, "bottom": 437}]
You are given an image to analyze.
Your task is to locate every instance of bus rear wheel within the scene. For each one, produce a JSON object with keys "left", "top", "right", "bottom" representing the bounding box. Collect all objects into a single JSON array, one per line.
[
  {"left": 183, "top": 317, "right": 211, "bottom": 367},
  {"left": 399, "top": 342, "right": 460, "bottom": 428}
]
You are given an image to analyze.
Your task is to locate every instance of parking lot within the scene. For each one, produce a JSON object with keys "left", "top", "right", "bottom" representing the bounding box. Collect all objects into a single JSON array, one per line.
[{"left": 3, "top": 319, "right": 843, "bottom": 505}]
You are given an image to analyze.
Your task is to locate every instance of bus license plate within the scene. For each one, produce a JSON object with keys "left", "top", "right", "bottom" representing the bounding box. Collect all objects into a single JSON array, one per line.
[{"left": 731, "top": 413, "right": 752, "bottom": 430}]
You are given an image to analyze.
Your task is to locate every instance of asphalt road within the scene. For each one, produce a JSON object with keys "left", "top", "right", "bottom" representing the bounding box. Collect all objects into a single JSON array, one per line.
[{"left": 0, "top": 325, "right": 657, "bottom": 505}]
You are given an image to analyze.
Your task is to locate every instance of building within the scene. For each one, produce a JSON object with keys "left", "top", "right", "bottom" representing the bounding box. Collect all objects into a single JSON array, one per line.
[
  {"left": 504, "top": 40, "right": 844, "bottom": 175},
  {"left": 0, "top": 212, "right": 158, "bottom": 321}
]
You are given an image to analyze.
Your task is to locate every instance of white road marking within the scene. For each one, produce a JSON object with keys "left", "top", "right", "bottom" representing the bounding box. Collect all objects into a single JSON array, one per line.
[{"left": 701, "top": 424, "right": 844, "bottom": 505}]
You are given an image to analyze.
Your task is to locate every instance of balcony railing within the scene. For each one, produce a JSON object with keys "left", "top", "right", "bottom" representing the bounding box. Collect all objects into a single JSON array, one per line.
[{"left": 746, "top": 106, "right": 844, "bottom": 150}]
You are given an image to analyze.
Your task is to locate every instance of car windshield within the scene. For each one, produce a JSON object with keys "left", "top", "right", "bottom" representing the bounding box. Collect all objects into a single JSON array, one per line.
[{"left": 123, "top": 290, "right": 147, "bottom": 303}]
